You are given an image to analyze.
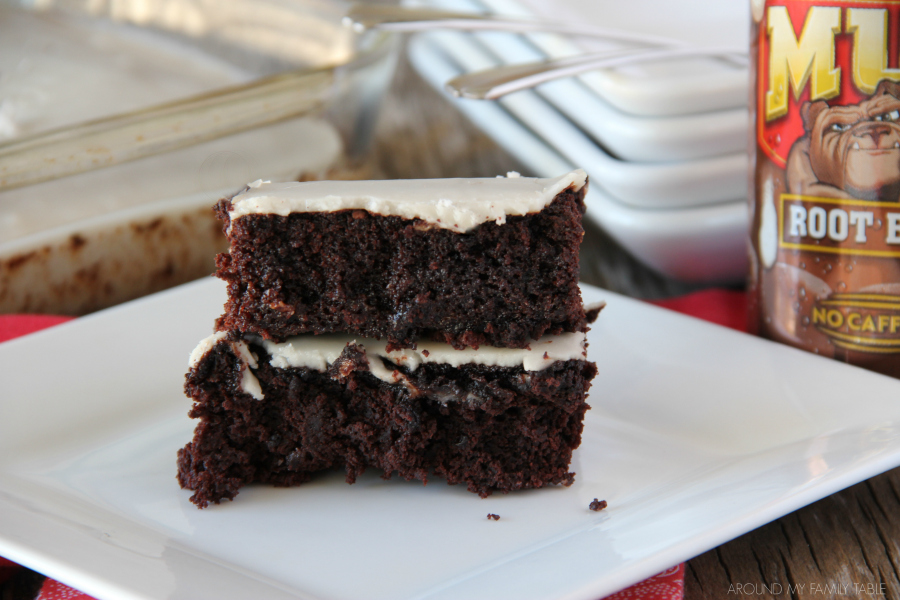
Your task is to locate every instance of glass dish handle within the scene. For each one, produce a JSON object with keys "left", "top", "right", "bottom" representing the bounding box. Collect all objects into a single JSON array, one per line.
[{"left": 0, "top": 67, "right": 335, "bottom": 191}]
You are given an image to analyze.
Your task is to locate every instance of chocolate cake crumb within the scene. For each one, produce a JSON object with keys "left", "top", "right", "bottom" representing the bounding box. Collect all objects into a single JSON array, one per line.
[
  {"left": 589, "top": 498, "right": 608, "bottom": 512},
  {"left": 487, "top": 513, "right": 500, "bottom": 521},
  {"left": 584, "top": 302, "right": 606, "bottom": 324}
]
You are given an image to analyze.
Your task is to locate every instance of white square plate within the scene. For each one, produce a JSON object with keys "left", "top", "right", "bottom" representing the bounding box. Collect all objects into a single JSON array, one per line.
[{"left": 2, "top": 278, "right": 900, "bottom": 600}]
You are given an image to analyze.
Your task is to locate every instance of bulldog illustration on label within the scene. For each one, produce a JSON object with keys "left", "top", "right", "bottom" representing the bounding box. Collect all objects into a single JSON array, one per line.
[{"left": 749, "top": 0, "right": 900, "bottom": 377}]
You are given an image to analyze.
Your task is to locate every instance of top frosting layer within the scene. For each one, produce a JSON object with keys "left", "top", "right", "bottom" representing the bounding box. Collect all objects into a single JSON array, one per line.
[{"left": 227, "top": 170, "right": 587, "bottom": 233}]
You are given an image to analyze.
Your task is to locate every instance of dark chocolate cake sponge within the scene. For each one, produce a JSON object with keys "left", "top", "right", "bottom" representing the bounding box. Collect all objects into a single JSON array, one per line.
[
  {"left": 213, "top": 186, "right": 588, "bottom": 350},
  {"left": 178, "top": 337, "right": 595, "bottom": 508}
]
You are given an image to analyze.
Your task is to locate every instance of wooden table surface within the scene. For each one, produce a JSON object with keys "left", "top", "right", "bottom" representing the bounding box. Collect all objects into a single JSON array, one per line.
[{"left": 379, "top": 52, "right": 900, "bottom": 600}]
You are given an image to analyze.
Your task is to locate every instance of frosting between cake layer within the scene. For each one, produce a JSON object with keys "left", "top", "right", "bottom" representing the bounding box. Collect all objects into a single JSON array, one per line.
[
  {"left": 258, "top": 332, "right": 588, "bottom": 374},
  {"left": 189, "top": 331, "right": 588, "bottom": 401},
  {"left": 227, "top": 170, "right": 587, "bottom": 233},
  {"left": 189, "top": 331, "right": 265, "bottom": 400}
]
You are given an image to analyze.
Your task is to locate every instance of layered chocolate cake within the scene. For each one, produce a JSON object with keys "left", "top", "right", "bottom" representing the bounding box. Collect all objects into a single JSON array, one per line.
[
  {"left": 179, "top": 170, "right": 598, "bottom": 508},
  {"left": 214, "top": 171, "right": 589, "bottom": 349},
  {"left": 178, "top": 331, "right": 597, "bottom": 508}
]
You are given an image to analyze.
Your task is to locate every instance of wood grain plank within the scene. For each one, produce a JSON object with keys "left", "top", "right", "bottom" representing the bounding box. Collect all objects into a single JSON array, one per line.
[{"left": 686, "top": 467, "right": 900, "bottom": 599}]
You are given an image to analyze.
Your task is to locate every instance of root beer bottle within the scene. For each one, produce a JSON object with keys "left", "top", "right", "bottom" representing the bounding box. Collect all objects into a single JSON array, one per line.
[{"left": 749, "top": 0, "right": 900, "bottom": 377}]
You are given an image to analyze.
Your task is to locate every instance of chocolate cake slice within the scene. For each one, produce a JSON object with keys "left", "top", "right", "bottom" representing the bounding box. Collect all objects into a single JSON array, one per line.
[
  {"left": 179, "top": 170, "right": 599, "bottom": 507},
  {"left": 178, "top": 331, "right": 596, "bottom": 508},
  {"left": 214, "top": 170, "right": 588, "bottom": 350}
]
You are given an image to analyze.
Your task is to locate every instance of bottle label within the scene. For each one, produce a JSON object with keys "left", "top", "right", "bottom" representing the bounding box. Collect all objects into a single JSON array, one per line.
[{"left": 751, "top": 0, "right": 900, "bottom": 373}]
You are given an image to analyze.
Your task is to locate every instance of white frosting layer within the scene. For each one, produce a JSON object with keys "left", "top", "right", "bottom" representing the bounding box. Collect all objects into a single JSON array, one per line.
[
  {"left": 189, "top": 331, "right": 588, "bottom": 400},
  {"left": 232, "top": 340, "right": 263, "bottom": 401},
  {"left": 188, "top": 331, "right": 228, "bottom": 366},
  {"left": 259, "top": 332, "right": 588, "bottom": 375},
  {"left": 188, "top": 331, "right": 264, "bottom": 400},
  {"left": 228, "top": 170, "right": 588, "bottom": 233}
]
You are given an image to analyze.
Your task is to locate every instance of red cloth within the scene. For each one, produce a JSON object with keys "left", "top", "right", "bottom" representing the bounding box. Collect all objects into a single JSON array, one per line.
[
  {"left": 649, "top": 289, "right": 748, "bottom": 333},
  {"left": 1, "top": 289, "right": 748, "bottom": 600},
  {"left": 0, "top": 315, "right": 73, "bottom": 344},
  {"left": 604, "top": 564, "right": 685, "bottom": 600},
  {"left": 35, "top": 578, "right": 94, "bottom": 600}
]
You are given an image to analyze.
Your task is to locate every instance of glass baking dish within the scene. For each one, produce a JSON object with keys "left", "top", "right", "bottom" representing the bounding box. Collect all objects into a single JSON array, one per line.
[{"left": 0, "top": 0, "right": 399, "bottom": 314}]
